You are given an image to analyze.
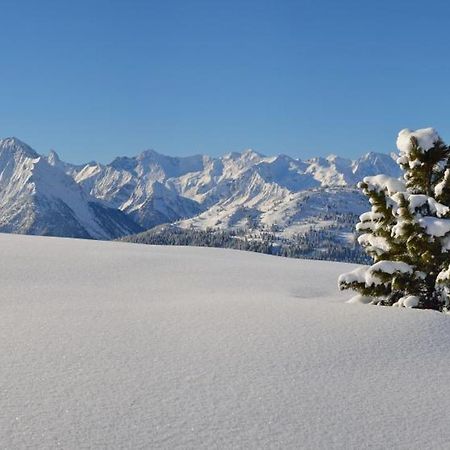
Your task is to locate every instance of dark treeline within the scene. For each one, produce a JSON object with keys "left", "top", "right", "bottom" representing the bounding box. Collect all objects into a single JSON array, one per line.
[
  {"left": 121, "top": 220, "right": 369, "bottom": 264},
  {"left": 278, "top": 229, "right": 369, "bottom": 263}
]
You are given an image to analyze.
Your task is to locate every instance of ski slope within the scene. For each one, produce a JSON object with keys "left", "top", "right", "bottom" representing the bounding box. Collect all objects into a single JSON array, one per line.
[{"left": 1, "top": 233, "right": 450, "bottom": 449}]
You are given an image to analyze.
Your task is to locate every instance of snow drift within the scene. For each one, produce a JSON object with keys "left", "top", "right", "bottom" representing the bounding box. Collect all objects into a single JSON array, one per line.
[{"left": 1, "top": 233, "right": 450, "bottom": 449}]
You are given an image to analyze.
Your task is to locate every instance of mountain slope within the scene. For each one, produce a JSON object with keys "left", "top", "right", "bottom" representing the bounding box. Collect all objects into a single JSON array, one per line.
[
  {"left": 0, "top": 138, "right": 142, "bottom": 239},
  {"left": 74, "top": 150, "right": 204, "bottom": 228},
  {"left": 1, "top": 233, "right": 449, "bottom": 449},
  {"left": 73, "top": 147, "right": 400, "bottom": 234},
  {"left": 0, "top": 136, "right": 402, "bottom": 243}
]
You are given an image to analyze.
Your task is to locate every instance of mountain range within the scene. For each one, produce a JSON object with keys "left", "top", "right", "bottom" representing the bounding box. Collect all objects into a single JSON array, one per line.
[{"left": 0, "top": 137, "right": 401, "bottom": 242}]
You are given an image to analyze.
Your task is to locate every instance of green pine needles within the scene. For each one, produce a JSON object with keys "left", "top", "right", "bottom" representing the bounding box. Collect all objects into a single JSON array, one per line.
[{"left": 339, "top": 128, "right": 450, "bottom": 311}]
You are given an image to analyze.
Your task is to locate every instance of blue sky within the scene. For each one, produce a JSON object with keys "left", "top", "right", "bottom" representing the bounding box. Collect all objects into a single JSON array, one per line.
[{"left": 1, "top": 0, "right": 450, "bottom": 163}]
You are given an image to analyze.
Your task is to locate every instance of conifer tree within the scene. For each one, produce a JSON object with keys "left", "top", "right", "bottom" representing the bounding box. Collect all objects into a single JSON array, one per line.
[{"left": 339, "top": 128, "right": 450, "bottom": 311}]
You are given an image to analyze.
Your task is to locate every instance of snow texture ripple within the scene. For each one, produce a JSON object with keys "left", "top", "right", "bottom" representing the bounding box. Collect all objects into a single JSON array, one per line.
[{"left": 1, "top": 234, "right": 450, "bottom": 449}]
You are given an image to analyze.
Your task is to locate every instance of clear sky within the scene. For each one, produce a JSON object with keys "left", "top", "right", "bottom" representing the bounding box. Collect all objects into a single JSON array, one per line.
[{"left": 1, "top": 0, "right": 450, "bottom": 163}]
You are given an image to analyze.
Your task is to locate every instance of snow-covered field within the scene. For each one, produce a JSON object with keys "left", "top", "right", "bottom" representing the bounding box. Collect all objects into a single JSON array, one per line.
[{"left": 1, "top": 233, "right": 450, "bottom": 449}]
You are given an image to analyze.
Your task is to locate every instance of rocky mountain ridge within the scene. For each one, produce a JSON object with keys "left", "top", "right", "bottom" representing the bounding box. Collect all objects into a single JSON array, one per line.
[{"left": 0, "top": 137, "right": 401, "bottom": 243}]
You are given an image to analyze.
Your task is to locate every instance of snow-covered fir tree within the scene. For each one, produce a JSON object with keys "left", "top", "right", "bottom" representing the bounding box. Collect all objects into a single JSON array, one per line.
[{"left": 339, "top": 128, "right": 450, "bottom": 311}]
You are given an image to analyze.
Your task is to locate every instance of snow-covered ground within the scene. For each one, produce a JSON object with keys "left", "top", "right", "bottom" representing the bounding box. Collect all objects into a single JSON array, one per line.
[{"left": 1, "top": 233, "right": 450, "bottom": 449}]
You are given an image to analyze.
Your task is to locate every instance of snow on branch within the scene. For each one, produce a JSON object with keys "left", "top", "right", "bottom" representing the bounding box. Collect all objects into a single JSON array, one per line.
[
  {"left": 362, "top": 175, "right": 405, "bottom": 196},
  {"left": 418, "top": 216, "right": 450, "bottom": 237},
  {"left": 396, "top": 127, "right": 440, "bottom": 156},
  {"left": 339, "top": 261, "right": 413, "bottom": 288}
]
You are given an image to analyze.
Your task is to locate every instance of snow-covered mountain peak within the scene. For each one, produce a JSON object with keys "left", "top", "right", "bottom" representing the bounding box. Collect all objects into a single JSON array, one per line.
[
  {"left": 324, "top": 154, "right": 353, "bottom": 171},
  {"left": 0, "top": 136, "right": 404, "bottom": 240},
  {"left": 0, "top": 138, "right": 141, "bottom": 239},
  {"left": 136, "top": 148, "right": 160, "bottom": 160},
  {"left": 110, "top": 155, "right": 137, "bottom": 172},
  {"left": 0, "top": 137, "right": 39, "bottom": 159},
  {"left": 242, "top": 148, "right": 264, "bottom": 158},
  {"left": 356, "top": 151, "right": 390, "bottom": 164},
  {"left": 223, "top": 148, "right": 264, "bottom": 162},
  {"left": 220, "top": 149, "right": 268, "bottom": 179},
  {"left": 351, "top": 151, "right": 400, "bottom": 181},
  {"left": 47, "top": 149, "right": 61, "bottom": 166},
  {"left": 325, "top": 153, "right": 338, "bottom": 162},
  {"left": 265, "top": 153, "right": 296, "bottom": 165},
  {"left": 122, "top": 149, "right": 205, "bottom": 179}
]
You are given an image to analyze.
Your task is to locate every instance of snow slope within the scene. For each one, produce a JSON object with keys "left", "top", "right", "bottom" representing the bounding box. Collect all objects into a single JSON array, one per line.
[
  {"left": 0, "top": 138, "right": 142, "bottom": 239},
  {"left": 73, "top": 147, "right": 400, "bottom": 233},
  {"left": 1, "top": 233, "right": 449, "bottom": 449},
  {"left": 0, "top": 136, "right": 401, "bottom": 239}
]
